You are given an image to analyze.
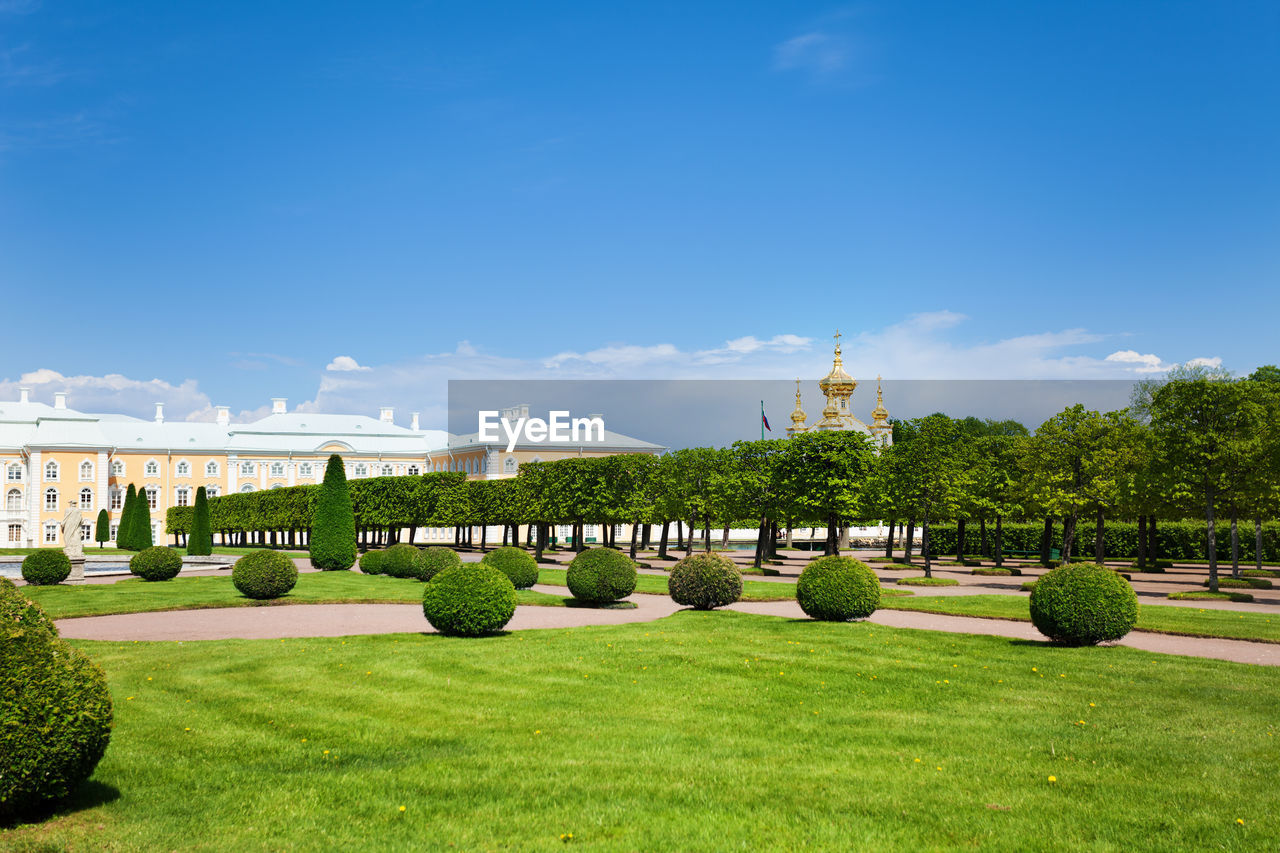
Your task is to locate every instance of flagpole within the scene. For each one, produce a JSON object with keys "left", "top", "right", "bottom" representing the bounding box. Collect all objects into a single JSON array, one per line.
[{"left": 760, "top": 400, "right": 765, "bottom": 440}]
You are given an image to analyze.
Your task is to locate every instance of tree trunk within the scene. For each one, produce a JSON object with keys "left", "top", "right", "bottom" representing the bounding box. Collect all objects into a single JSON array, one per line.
[
  {"left": 979, "top": 516, "right": 988, "bottom": 559},
  {"left": 769, "top": 521, "right": 779, "bottom": 559},
  {"left": 956, "top": 518, "right": 966, "bottom": 561},
  {"left": 885, "top": 519, "right": 896, "bottom": 559},
  {"left": 703, "top": 522, "right": 711, "bottom": 553},
  {"left": 1149, "top": 515, "right": 1159, "bottom": 563},
  {"left": 676, "top": 520, "right": 684, "bottom": 550},
  {"left": 904, "top": 519, "right": 915, "bottom": 563},
  {"left": 1094, "top": 507, "right": 1105, "bottom": 564},
  {"left": 685, "top": 518, "right": 695, "bottom": 556},
  {"left": 1230, "top": 507, "right": 1240, "bottom": 578},
  {"left": 825, "top": 512, "right": 839, "bottom": 556},
  {"left": 1063, "top": 509, "right": 1078, "bottom": 563},
  {"left": 535, "top": 522, "right": 546, "bottom": 562},
  {"left": 1206, "top": 486, "right": 1219, "bottom": 593},
  {"left": 994, "top": 515, "right": 1004, "bottom": 566},
  {"left": 1040, "top": 517, "right": 1052, "bottom": 565},
  {"left": 922, "top": 507, "right": 932, "bottom": 578},
  {"left": 641, "top": 523, "right": 651, "bottom": 550},
  {"left": 785, "top": 524, "right": 793, "bottom": 548},
  {"left": 753, "top": 516, "right": 767, "bottom": 569},
  {"left": 502, "top": 525, "right": 509, "bottom": 547},
  {"left": 1256, "top": 519, "right": 1264, "bottom": 571},
  {"left": 480, "top": 523, "right": 487, "bottom": 552},
  {"left": 1137, "top": 515, "right": 1147, "bottom": 570},
  {"left": 721, "top": 525, "right": 730, "bottom": 548},
  {"left": 658, "top": 521, "right": 670, "bottom": 560},
  {"left": 629, "top": 522, "right": 639, "bottom": 560}
]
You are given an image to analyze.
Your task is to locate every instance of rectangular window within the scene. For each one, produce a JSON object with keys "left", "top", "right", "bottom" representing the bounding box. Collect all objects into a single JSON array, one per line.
[
  {"left": 81, "top": 523, "right": 92, "bottom": 542},
  {"left": 110, "top": 490, "right": 122, "bottom": 510},
  {"left": 146, "top": 489, "right": 157, "bottom": 510},
  {"left": 176, "top": 489, "right": 190, "bottom": 507},
  {"left": 45, "top": 490, "right": 58, "bottom": 511},
  {"left": 44, "top": 523, "right": 58, "bottom": 544},
  {"left": 7, "top": 524, "right": 20, "bottom": 543},
  {"left": 7, "top": 466, "right": 21, "bottom": 482}
]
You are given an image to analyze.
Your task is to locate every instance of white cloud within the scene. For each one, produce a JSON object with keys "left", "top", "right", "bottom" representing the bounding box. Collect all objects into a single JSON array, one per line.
[
  {"left": 0, "top": 369, "right": 211, "bottom": 420},
  {"left": 325, "top": 355, "right": 370, "bottom": 372},
  {"left": 1185, "top": 356, "right": 1222, "bottom": 368},
  {"left": 1105, "top": 350, "right": 1168, "bottom": 373},
  {"left": 773, "top": 32, "right": 850, "bottom": 76}
]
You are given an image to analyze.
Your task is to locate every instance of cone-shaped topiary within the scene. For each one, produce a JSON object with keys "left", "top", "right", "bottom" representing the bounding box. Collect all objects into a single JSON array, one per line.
[
  {"left": 129, "top": 546, "right": 183, "bottom": 582},
  {"left": 232, "top": 550, "right": 299, "bottom": 600},
  {"left": 382, "top": 543, "right": 424, "bottom": 579},
  {"left": 118, "top": 484, "right": 138, "bottom": 550},
  {"left": 187, "top": 486, "right": 213, "bottom": 556},
  {"left": 1, "top": 578, "right": 113, "bottom": 822},
  {"left": 422, "top": 563, "right": 517, "bottom": 636},
  {"left": 796, "top": 555, "right": 881, "bottom": 621},
  {"left": 480, "top": 546, "right": 538, "bottom": 589},
  {"left": 418, "top": 547, "right": 461, "bottom": 581},
  {"left": 669, "top": 552, "right": 743, "bottom": 610},
  {"left": 310, "top": 454, "right": 356, "bottom": 570},
  {"left": 358, "top": 549, "right": 386, "bottom": 575},
  {"left": 130, "top": 487, "right": 153, "bottom": 550},
  {"left": 1030, "top": 562, "right": 1138, "bottom": 646},
  {"left": 566, "top": 548, "right": 637, "bottom": 604},
  {"left": 94, "top": 509, "right": 110, "bottom": 549},
  {"left": 21, "top": 550, "right": 72, "bottom": 586}
]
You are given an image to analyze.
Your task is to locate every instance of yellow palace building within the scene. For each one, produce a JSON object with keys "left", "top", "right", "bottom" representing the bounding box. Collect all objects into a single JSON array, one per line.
[{"left": 0, "top": 391, "right": 662, "bottom": 549}]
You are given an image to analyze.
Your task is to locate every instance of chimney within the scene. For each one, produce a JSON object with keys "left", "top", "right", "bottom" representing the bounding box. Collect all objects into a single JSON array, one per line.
[
  {"left": 154, "top": 402, "right": 165, "bottom": 423},
  {"left": 272, "top": 397, "right": 287, "bottom": 414},
  {"left": 215, "top": 406, "right": 230, "bottom": 426},
  {"left": 410, "top": 412, "right": 420, "bottom": 431},
  {"left": 379, "top": 406, "right": 394, "bottom": 424},
  {"left": 54, "top": 392, "right": 67, "bottom": 410},
  {"left": 18, "top": 387, "right": 30, "bottom": 404}
]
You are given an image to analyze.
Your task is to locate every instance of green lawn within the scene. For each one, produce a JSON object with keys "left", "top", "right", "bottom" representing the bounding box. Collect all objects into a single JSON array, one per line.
[
  {"left": 21, "top": 572, "right": 568, "bottom": 619},
  {"left": 883, "top": 594, "right": 1280, "bottom": 643},
  {"left": 534, "top": 567, "right": 912, "bottom": 601},
  {"left": 4, "top": 612, "right": 1277, "bottom": 851},
  {"left": 0, "top": 546, "right": 309, "bottom": 558}
]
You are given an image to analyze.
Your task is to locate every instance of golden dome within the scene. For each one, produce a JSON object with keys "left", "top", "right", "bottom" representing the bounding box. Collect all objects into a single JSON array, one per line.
[
  {"left": 818, "top": 331, "right": 857, "bottom": 394},
  {"left": 871, "top": 375, "right": 889, "bottom": 427},
  {"left": 789, "top": 378, "right": 807, "bottom": 426}
]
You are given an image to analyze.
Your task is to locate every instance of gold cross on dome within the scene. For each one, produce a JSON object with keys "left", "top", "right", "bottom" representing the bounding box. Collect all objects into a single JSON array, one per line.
[{"left": 834, "top": 329, "right": 841, "bottom": 347}]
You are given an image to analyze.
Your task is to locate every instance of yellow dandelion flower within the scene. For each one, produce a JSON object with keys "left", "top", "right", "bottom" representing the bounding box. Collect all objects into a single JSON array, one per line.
[
  {"left": 1048, "top": 775, "right": 1057, "bottom": 783},
  {"left": 399, "top": 806, "right": 406, "bottom": 812},
  {"left": 914, "top": 758, "right": 921, "bottom": 763},
  {"left": 1236, "top": 818, "right": 1244, "bottom": 825}
]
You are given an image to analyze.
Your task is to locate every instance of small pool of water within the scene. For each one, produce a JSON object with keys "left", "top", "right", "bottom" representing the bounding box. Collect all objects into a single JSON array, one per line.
[{"left": 3, "top": 561, "right": 133, "bottom": 579}]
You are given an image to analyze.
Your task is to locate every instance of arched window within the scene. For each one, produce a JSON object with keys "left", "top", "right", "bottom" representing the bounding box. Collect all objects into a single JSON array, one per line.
[
  {"left": 205, "top": 461, "right": 220, "bottom": 477},
  {"left": 110, "top": 459, "right": 124, "bottom": 477},
  {"left": 6, "top": 464, "right": 22, "bottom": 482},
  {"left": 44, "top": 460, "right": 58, "bottom": 481},
  {"left": 407, "top": 465, "right": 420, "bottom": 476},
  {"left": 354, "top": 463, "right": 367, "bottom": 478},
  {"left": 145, "top": 487, "right": 157, "bottom": 510},
  {"left": 381, "top": 464, "right": 393, "bottom": 477},
  {"left": 206, "top": 486, "right": 219, "bottom": 498},
  {"left": 269, "top": 461, "right": 285, "bottom": 478},
  {"left": 144, "top": 459, "right": 159, "bottom": 476},
  {"left": 175, "top": 487, "right": 190, "bottom": 507},
  {"left": 79, "top": 460, "right": 94, "bottom": 481},
  {"left": 176, "top": 460, "right": 190, "bottom": 477},
  {"left": 240, "top": 483, "right": 256, "bottom": 493},
  {"left": 79, "top": 488, "right": 93, "bottom": 510},
  {"left": 44, "top": 488, "right": 58, "bottom": 511},
  {"left": 271, "top": 483, "right": 284, "bottom": 490},
  {"left": 5, "top": 489, "right": 21, "bottom": 512},
  {"left": 240, "top": 461, "right": 255, "bottom": 476},
  {"left": 299, "top": 462, "right": 313, "bottom": 478},
  {"left": 503, "top": 456, "right": 517, "bottom": 475}
]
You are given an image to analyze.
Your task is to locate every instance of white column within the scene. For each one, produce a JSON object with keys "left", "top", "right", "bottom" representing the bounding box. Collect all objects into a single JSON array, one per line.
[
  {"left": 28, "top": 451, "right": 41, "bottom": 547},
  {"left": 228, "top": 456, "right": 239, "bottom": 492},
  {"left": 96, "top": 451, "right": 108, "bottom": 540}
]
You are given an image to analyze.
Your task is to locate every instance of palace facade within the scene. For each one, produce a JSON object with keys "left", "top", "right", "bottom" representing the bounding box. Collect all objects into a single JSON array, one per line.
[{"left": 0, "top": 391, "right": 662, "bottom": 548}]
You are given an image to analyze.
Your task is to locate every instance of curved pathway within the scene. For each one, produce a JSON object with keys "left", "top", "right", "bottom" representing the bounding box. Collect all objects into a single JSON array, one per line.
[{"left": 54, "top": 586, "right": 1280, "bottom": 667}]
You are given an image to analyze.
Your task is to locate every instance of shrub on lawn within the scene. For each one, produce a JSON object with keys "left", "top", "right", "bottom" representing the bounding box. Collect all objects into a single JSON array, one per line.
[
  {"left": 481, "top": 546, "right": 539, "bottom": 590},
  {"left": 358, "top": 550, "right": 386, "bottom": 575},
  {"left": 422, "top": 564, "right": 516, "bottom": 636},
  {"left": 310, "top": 454, "right": 356, "bottom": 570},
  {"left": 896, "top": 576, "right": 960, "bottom": 586},
  {"left": 0, "top": 578, "right": 113, "bottom": 822},
  {"left": 232, "top": 550, "right": 298, "bottom": 600},
  {"left": 1203, "top": 577, "right": 1272, "bottom": 589},
  {"left": 566, "top": 548, "right": 637, "bottom": 604},
  {"left": 796, "top": 555, "right": 880, "bottom": 621},
  {"left": 382, "top": 543, "right": 424, "bottom": 579},
  {"left": 1242, "top": 568, "right": 1280, "bottom": 579},
  {"left": 669, "top": 552, "right": 743, "bottom": 610},
  {"left": 1169, "top": 590, "right": 1254, "bottom": 602},
  {"left": 20, "top": 550, "right": 72, "bottom": 586},
  {"left": 418, "top": 546, "right": 461, "bottom": 581},
  {"left": 1030, "top": 562, "right": 1138, "bottom": 646},
  {"left": 971, "top": 567, "right": 1021, "bottom": 576},
  {"left": 187, "top": 486, "right": 213, "bottom": 557},
  {"left": 129, "top": 546, "right": 183, "bottom": 582}
]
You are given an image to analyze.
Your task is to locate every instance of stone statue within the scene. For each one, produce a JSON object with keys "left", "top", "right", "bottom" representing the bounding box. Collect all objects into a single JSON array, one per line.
[{"left": 62, "top": 501, "right": 84, "bottom": 561}]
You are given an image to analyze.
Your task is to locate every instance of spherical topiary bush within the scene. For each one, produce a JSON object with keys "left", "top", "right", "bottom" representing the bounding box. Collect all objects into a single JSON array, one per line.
[
  {"left": 1, "top": 578, "right": 113, "bottom": 822},
  {"left": 566, "top": 548, "right": 638, "bottom": 604},
  {"left": 669, "top": 552, "right": 743, "bottom": 610},
  {"left": 480, "top": 546, "right": 539, "bottom": 590},
  {"left": 1030, "top": 562, "right": 1138, "bottom": 646},
  {"left": 422, "top": 564, "right": 517, "bottom": 637},
  {"left": 232, "top": 550, "right": 299, "bottom": 600},
  {"left": 20, "top": 550, "right": 72, "bottom": 586},
  {"left": 418, "top": 546, "right": 461, "bottom": 581},
  {"left": 358, "top": 549, "right": 386, "bottom": 575},
  {"left": 129, "top": 545, "right": 183, "bottom": 582},
  {"left": 796, "top": 555, "right": 881, "bottom": 621},
  {"left": 381, "top": 543, "right": 424, "bottom": 579}
]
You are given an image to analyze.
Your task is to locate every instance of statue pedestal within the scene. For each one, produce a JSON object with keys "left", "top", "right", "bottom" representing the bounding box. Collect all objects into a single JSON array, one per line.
[{"left": 67, "top": 556, "right": 86, "bottom": 584}]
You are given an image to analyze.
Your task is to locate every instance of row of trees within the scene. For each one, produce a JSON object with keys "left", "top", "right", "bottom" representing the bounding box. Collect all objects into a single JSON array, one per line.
[{"left": 164, "top": 368, "right": 1280, "bottom": 592}]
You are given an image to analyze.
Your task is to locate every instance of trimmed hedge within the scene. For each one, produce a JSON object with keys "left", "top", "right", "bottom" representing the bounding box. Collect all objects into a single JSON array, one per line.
[
  {"left": 896, "top": 576, "right": 960, "bottom": 586},
  {"left": 1170, "top": 590, "right": 1254, "bottom": 602},
  {"left": 422, "top": 564, "right": 516, "bottom": 636},
  {"left": 418, "top": 547, "right": 461, "bottom": 581},
  {"left": 972, "top": 567, "right": 1021, "bottom": 576},
  {"left": 129, "top": 546, "right": 183, "bottom": 582},
  {"left": 796, "top": 556, "right": 880, "bottom": 621},
  {"left": 669, "top": 552, "right": 743, "bottom": 610},
  {"left": 311, "top": 454, "right": 357, "bottom": 571},
  {"left": 1029, "top": 563, "right": 1138, "bottom": 646},
  {"left": 232, "top": 550, "right": 299, "bottom": 600},
  {"left": 21, "top": 550, "right": 72, "bottom": 586},
  {"left": 1204, "top": 577, "right": 1272, "bottom": 589},
  {"left": 481, "top": 546, "right": 538, "bottom": 590},
  {"left": 1242, "top": 569, "right": 1280, "bottom": 578},
  {"left": 381, "top": 543, "right": 424, "bottom": 579},
  {"left": 923, "top": 521, "right": 1280, "bottom": 562},
  {"left": 358, "top": 550, "right": 386, "bottom": 575},
  {"left": 1, "top": 578, "right": 113, "bottom": 821},
  {"left": 566, "top": 548, "right": 638, "bottom": 604}
]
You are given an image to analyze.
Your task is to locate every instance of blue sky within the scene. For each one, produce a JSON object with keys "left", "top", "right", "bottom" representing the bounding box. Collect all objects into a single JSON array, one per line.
[{"left": 2, "top": 1, "right": 1277, "bottom": 425}]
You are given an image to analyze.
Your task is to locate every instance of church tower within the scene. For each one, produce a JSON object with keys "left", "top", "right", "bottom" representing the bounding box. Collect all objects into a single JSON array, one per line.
[
  {"left": 814, "top": 331, "right": 864, "bottom": 432},
  {"left": 786, "top": 378, "right": 808, "bottom": 436}
]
